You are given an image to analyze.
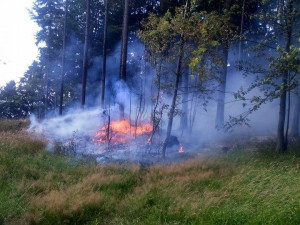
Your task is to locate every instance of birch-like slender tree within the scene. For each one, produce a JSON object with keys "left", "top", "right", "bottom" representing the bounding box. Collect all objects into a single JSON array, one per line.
[
  {"left": 161, "top": 0, "right": 190, "bottom": 158},
  {"left": 81, "top": 0, "right": 90, "bottom": 108},
  {"left": 101, "top": 0, "right": 108, "bottom": 107},
  {"left": 119, "top": 0, "right": 129, "bottom": 118},
  {"left": 59, "top": 0, "right": 68, "bottom": 115}
]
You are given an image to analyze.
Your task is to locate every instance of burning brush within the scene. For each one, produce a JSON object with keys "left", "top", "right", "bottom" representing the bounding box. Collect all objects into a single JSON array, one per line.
[{"left": 93, "top": 119, "right": 153, "bottom": 145}]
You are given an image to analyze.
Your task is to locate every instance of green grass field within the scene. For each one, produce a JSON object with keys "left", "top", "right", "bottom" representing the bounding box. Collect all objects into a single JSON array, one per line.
[{"left": 1, "top": 120, "right": 300, "bottom": 224}]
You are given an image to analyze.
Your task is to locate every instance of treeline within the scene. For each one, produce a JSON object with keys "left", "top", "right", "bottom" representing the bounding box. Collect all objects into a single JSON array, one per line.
[{"left": 0, "top": 0, "right": 299, "bottom": 153}]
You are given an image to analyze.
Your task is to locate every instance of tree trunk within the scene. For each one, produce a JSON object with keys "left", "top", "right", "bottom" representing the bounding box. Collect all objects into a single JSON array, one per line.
[
  {"left": 238, "top": 0, "right": 245, "bottom": 62},
  {"left": 276, "top": 0, "right": 293, "bottom": 153},
  {"left": 277, "top": 74, "right": 289, "bottom": 153},
  {"left": 45, "top": 66, "right": 49, "bottom": 117},
  {"left": 81, "top": 0, "right": 90, "bottom": 108},
  {"left": 215, "top": 0, "right": 231, "bottom": 128},
  {"left": 291, "top": 83, "right": 300, "bottom": 137},
  {"left": 161, "top": 0, "right": 190, "bottom": 158},
  {"left": 215, "top": 47, "right": 228, "bottom": 129},
  {"left": 285, "top": 72, "right": 291, "bottom": 147},
  {"left": 59, "top": 0, "right": 68, "bottom": 116},
  {"left": 161, "top": 51, "right": 183, "bottom": 158},
  {"left": 180, "top": 68, "right": 189, "bottom": 133},
  {"left": 101, "top": 0, "right": 108, "bottom": 108},
  {"left": 119, "top": 0, "right": 129, "bottom": 118},
  {"left": 148, "top": 62, "right": 162, "bottom": 149}
]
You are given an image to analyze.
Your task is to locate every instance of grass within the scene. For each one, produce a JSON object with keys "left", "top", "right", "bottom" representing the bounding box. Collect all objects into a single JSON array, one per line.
[{"left": 1, "top": 120, "right": 300, "bottom": 224}]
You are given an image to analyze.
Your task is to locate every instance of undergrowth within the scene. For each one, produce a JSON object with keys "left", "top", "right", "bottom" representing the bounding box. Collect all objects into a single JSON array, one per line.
[{"left": 0, "top": 120, "right": 300, "bottom": 224}]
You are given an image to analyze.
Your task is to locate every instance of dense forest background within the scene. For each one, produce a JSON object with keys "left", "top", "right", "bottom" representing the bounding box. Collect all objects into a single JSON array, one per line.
[{"left": 0, "top": 0, "right": 299, "bottom": 153}]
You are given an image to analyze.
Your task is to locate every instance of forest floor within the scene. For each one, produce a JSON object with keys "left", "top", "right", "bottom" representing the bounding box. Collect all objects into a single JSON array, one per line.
[{"left": 1, "top": 120, "right": 300, "bottom": 225}]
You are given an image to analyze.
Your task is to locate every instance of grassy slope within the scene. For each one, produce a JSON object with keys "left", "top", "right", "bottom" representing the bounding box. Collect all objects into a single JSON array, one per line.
[{"left": 0, "top": 120, "right": 300, "bottom": 225}]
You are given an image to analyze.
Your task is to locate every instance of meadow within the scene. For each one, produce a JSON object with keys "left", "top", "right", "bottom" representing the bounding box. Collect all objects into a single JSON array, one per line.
[{"left": 1, "top": 120, "right": 300, "bottom": 224}]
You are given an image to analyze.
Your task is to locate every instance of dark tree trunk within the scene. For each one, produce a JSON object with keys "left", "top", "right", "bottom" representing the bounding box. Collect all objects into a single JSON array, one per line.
[
  {"left": 180, "top": 68, "right": 189, "bottom": 133},
  {"left": 215, "top": 0, "right": 231, "bottom": 128},
  {"left": 161, "top": 49, "right": 183, "bottom": 158},
  {"left": 238, "top": 0, "right": 245, "bottom": 62},
  {"left": 101, "top": 0, "right": 108, "bottom": 107},
  {"left": 59, "top": 0, "right": 68, "bottom": 116},
  {"left": 291, "top": 83, "right": 300, "bottom": 137},
  {"left": 45, "top": 4, "right": 54, "bottom": 117},
  {"left": 285, "top": 73, "right": 291, "bottom": 147},
  {"left": 215, "top": 47, "right": 228, "bottom": 129},
  {"left": 276, "top": 0, "right": 293, "bottom": 153},
  {"left": 148, "top": 62, "right": 162, "bottom": 146},
  {"left": 81, "top": 0, "right": 90, "bottom": 108},
  {"left": 45, "top": 66, "right": 49, "bottom": 116},
  {"left": 161, "top": 0, "right": 190, "bottom": 158},
  {"left": 119, "top": 0, "right": 129, "bottom": 118},
  {"left": 277, "top": 73, "right": 289, "bottom": 153}
]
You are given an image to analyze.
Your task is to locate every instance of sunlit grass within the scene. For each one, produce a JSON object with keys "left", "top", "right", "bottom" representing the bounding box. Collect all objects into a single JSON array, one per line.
[{"left": 1, "top": 120, "right": 300, "bottom": 224}]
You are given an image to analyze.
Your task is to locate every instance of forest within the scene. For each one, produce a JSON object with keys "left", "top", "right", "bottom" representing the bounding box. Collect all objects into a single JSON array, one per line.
[
  {"left": 0, "top": 0, "right": 299, "bottom": 154},
  {"left": 0, "top": 0, "right": 300, "bottom": 224}
]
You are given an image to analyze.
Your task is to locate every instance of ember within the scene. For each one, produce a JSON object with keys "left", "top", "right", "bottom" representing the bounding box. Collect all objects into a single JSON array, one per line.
[
  {"left": 179, "top": 146, "right": 184, "bottom": 153},
  {"left": 94, "top": 119, "right": 153, "bottom": 145}
]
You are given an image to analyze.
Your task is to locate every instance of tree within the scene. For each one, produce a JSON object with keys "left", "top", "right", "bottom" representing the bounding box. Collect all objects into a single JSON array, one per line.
[
  {"left": 180, "top": 69, "right": 189, "bottom": 133},
  {"left": 291, "top": 83, "right": 300, "bottom": 137},
  {"left": 226, "top": 0, "right": 299, "bottom": 153},
  {"left": 214, "top": 0, "right": 238, "bottom": 129},
  {"left": 0, "top": 81, "right": 23, "bottom": 119},
  {"left": 139, "top": 11, "right": 173, "bottom": 147},
  {"left": 59, "top": 0, "right": 68, "bottom": 115},
  {"left": 119, "top": 0, "right": 130, "bottom": 118},
  {"left": 81, "top": 0, "right": 90, "bottom": 108},
  {"left": 276, "top": 0, "right": 295, "bottom": 153},
  {"left": 101, "top": 0, "right": 109, "bottom": 107},
  {"left": 161, "top": 0, "right": 191, "bottom": 158}
]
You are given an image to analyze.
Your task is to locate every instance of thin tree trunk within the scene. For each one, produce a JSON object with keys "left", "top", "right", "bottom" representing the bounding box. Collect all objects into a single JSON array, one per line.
[
  {"left": 161, "top": 0, "right": 190, "bottom": 158},
  {"left": 285, "top": 72, "right": 291, "bottom": 147},
  {"left": 101, "top": 0, "right": 108, "bottom": 107},
  {"left": 276, "top": 0, "right": 293, "bottom": 153},
  {"left": 190, "top": 95, "right": 198, "bottom": 135},
  {"left": 59, "top": 0, "right": 68, "bottom": 116},
  {"left": 277, "top": 73, "right": 289, "bottom": 153},
  {"left": 238, "top": 0, "right": 245, "bottom": 62},
  {"left": 161, "top": 52, "right": 183, "bottom": 158},
  {"left": 180, "top": 68, "right": 189, "bottom": 134},
  {"left": 148, "top": 62, "right": 162, "bottom": 151},
  {"left": 81, "top": 0, "right": 90, "bottom": 108},
  {"left": 215, "top": 47, "right": 228, "bottom": 129},
  {"left": 45, "top": 4, "right": 54, "bottom": 117},
  {"left": 215, "top": 0, "right": 231, "bottom": 129},
  {"left": 119, "top": 0, "right": 129, "bottom": 118},
  {"left": 45, "top": 66, "right": 49, "bottom": 117},
  {"left": 291, "top": 83, "right": 300, "bottom": 137}
]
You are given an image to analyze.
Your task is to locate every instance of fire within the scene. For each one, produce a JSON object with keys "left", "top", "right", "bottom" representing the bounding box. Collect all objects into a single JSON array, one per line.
[
  {"left": 179, "top": 146, "right": 184, "bottom": 153},
  {"left": 94, "top": 119, "right": 153, "bottom": 145}
]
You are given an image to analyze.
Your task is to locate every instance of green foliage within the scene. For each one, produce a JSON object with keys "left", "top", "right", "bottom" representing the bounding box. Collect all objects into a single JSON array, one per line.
[
  {"left": 0, "top": 81, "right": 24, "bottom": 119},
  {"left": 138, "top": 11, "right": 174, "bottom": 66}
]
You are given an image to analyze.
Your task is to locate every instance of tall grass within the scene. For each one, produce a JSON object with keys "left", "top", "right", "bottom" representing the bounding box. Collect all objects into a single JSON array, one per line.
[{"left": 1, "top": 120, "right": 300, "bottom": 224}]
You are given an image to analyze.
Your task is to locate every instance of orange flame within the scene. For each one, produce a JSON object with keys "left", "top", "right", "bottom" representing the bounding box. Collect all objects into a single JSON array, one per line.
[
  {"left": 94, "top": 119, "right": 153, "bottom": 145},
  {"left": 179, "top": 146, "right": 184, "bottom": 153}
]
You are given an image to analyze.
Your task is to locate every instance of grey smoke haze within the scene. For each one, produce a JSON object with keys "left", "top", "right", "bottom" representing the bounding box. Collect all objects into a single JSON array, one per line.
[{"left": 28, "top": 34, "right": 286, "bottom": 159}]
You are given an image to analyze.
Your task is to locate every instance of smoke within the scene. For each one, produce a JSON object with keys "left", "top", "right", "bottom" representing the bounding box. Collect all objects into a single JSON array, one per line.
[{"left": 28, "top": 33, "right": 290, "bottom": 163}]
